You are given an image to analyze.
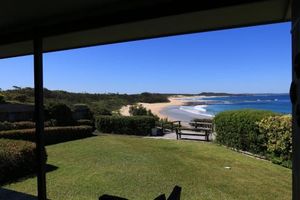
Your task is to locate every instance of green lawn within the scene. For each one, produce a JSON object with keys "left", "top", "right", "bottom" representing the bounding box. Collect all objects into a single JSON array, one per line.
[{"left": 4, "top": 135, "right": 291, "bottom": 200}]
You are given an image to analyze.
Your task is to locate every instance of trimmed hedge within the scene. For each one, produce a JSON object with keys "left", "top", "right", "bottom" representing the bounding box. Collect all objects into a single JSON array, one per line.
[
  {"left": 76, "top": 119, "right": 96, "bottom": 132},
  {"left": 258, "top": 115, "right": 292, "bottom": 168},
  {"left": 0, "top": 126, "right": 94, "bottom": 145},
  {"left": 13, "top": 121, "right": 36, "bottom": 129},
  {"left": 0, "top": 121, "right": 36, "bottom": 131},
  {"left": 76, "top": 119, "right": 94, "bottom": 127},
  {"left": 0, "top": 139, "right": 42, "bottom": 185},
  {"left": 214, "top": 109, "right": 277, "bottom": 155},
  {"left": 0, "top": 121, "right": 57, "bottom": 131},
  {"left": 96, "top": 116, "right": 156, "bottom": 136},
  {"left": 0, "top": 121, "right": 15, "bottom": 131}
]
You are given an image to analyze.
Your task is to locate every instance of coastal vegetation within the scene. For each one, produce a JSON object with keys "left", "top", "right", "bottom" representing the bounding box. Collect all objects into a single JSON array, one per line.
[
  {"left": 0, "top": 87, "right": 170, "bottom": 115},
  {"left": 3, "top": 135, "right": 291, "bottom": 199},
  {"left": 129, "top": 104, "right": 159, "bottom": 120},
  {"left": 129, "top": 104, "right": 154, "bottom": 116},
  {"left": 257, "top": 115, "right": 292, "bottom": 167},
  {"left": 214, "top": 109, "right": 292, "bottom": 168},
  {"left": 0, "top": 94, "right": 4, "bottom": 103},
  {"left": 96, "top": 116, "right": 156, "bottom": 136},
  {"left": 128, "top": 104, "right": 176, "bottom": 132}
]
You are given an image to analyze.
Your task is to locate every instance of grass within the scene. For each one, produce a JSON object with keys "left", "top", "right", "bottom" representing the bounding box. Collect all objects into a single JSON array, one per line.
[{"left": 3, "top": 135, "right": 291, "bottom": 200}]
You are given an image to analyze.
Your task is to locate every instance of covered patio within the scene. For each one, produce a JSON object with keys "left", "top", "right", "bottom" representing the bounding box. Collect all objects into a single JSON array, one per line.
[{"left": 0, "top": 0, "right": 297, "bottom": 199}]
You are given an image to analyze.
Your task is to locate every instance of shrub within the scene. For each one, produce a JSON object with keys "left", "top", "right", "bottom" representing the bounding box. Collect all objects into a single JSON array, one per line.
[
  {"left": 13, "top": 121, "right": 35, "bottom": 129},
  {"left": 0, "top": 139, "right": 43, "bottom": 185},
  {"left": 47, "top": 103, "right": 74, "bottom": 126},
  {"left": 138, "top": 92, "right": 169, "bottom": 103},
  {"left": 129, "top": 104, "right": 148, "bottom": 116},
  {"left": 96, "top": 116, "right": 156, "bottom": 136},
  {"left": 94, "top": 108, "right": 112, "bottom": 116},
  {"left": 0, "top": 121, "right": 15, "bottom": 131},
  {"left": 0, "top": 94, "right": 5, "bottom": 103},
  {"left": 129, "top": 104, "right": 159, "bottom": 121},
  {"left": 73, "top": 104, "right": 94, "bottom": 120},
  {"left": 0, "top": 126, "right": 94, "bottom": 145},
  {"left": 76, "top": 119, "right": 94, "bottom": 126},
  {"left": 214, "top": 109, "right": 277, "bottom": 155},
  {"left": 258, "top": 115, "right": 292, "bottom": 168},
  {"left": 0, "top": 121, "right": 56, "bottom": 131},
  {"left": 192, "top": 118, "right": 213, "bottom": 123},
  {"left": 13, "top": 94, "right": 28, "bottom": 103}
]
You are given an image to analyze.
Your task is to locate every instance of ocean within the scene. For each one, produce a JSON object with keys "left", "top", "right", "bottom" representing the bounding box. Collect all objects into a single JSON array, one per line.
[{"left": 160, "top": 94, "right": 291, "bottom": 122}]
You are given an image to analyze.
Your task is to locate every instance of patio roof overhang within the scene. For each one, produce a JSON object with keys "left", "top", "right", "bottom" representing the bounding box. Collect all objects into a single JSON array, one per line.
[
  {"left": 1, "top": 1, "right": 299, "bottom": 200},
  {"left": 0, "top": 0, "right": 291, "bottom": 59}
]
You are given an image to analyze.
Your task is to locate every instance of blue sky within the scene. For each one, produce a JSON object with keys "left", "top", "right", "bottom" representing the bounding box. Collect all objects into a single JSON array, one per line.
[{"left": 0, "top": 22, "right": 291, "bottom": 94}]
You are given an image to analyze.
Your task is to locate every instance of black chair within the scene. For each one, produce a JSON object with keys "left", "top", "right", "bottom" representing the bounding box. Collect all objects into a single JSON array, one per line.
[{"left": 99, "top": 185, "right": 181, "bottom": 200}]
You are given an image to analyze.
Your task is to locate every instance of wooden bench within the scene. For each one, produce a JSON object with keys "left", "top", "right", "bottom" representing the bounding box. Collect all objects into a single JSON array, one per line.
[
  {"left": 158, "top": 120, "right": 181, "bottom": 133},
  {"left": 176, "top": 121, "right": 213, "bottom": 141},
  {"left": 189, "top": 121, "right": 213, "bottom": 129}
]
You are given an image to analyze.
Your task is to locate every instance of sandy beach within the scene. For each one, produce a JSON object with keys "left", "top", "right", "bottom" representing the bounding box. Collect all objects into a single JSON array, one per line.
[
  {"left": 119, "top": 95, "right": 212, "bottom": 122},
  {"left": 119, "top": 96, "right": 188, "bottom": 120}
]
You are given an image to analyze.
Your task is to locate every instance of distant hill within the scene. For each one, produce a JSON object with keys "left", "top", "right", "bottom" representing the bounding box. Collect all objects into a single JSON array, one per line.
[
  {"left": 198, "top": 92, "right": 239, "bottom": 96},
  {"left": 0, "top": 88, "right": 170, "bottom": 115}
]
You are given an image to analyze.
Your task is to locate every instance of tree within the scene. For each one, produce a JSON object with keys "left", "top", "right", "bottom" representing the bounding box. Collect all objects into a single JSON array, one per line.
[
  {"left": 129, "top": 104, "right": 159, "bottom": 121},
  {"left": 129, "top": 104, "right": 148, "bottom": 116},
  {"left": 12, "top": 86, "right": 21, "bottom": 90},
  {"left": 95, "top": 108, "right": 112, "bottom": 116},
  {"left": 13, "top": 94, "right": 28, "bottom": 103}
]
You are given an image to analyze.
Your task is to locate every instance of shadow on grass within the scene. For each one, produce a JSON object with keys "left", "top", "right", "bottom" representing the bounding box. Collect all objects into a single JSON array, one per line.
[
  {"left": 45, "top": 134, "right": 97, "bottom": 146},
  {"left": 0, "top": 188, "right": 37, "bottom": 200},
  {"left": 1, "top": 164, "right": 58, "bottom": 187},
  {"left": 45, "top": 164, "right": 59, "bottom": 173}
]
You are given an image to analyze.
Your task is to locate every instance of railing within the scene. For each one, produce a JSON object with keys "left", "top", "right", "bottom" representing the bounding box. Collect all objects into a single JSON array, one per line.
[{"left": 159, "top": 120, "right": 181, "bottom": 132}]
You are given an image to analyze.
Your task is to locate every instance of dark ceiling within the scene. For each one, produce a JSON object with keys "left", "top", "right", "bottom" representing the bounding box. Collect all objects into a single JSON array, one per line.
[{"left": 0, "top": 0, "right": 291, "bottom": 58}]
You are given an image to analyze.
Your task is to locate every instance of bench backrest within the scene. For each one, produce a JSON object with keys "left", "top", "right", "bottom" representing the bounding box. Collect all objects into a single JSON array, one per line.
[{"left": 190, "top": 121, "right": 213, "bottom": 129}]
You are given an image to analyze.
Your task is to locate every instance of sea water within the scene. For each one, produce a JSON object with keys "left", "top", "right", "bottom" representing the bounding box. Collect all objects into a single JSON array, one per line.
[{"left": 179, "top": 94, "right": 291, "bottom": 117}]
